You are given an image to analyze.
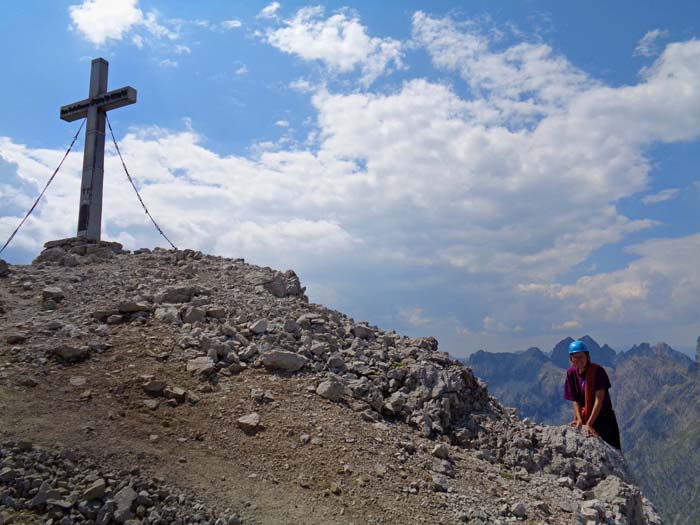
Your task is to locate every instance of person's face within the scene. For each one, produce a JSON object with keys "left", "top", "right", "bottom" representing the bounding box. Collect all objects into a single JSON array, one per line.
[{"left": 570, "top": 352, "right": 588, "bottom": 370}]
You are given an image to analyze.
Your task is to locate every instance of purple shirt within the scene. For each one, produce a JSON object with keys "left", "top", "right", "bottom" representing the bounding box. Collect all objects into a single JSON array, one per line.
[{"left": 563, "top": 364, "right": 614, "bottom": 415}]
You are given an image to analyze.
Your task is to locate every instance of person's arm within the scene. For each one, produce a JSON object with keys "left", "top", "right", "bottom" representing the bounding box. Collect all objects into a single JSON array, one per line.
[
  {"left": 571, "top": 401, "right": 584, "bottom": 427},
  {"left": 585, "top": 389, "right": 605, "bottom": 436}
]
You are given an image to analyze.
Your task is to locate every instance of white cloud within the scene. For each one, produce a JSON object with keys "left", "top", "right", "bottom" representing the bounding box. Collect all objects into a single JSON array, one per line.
[
  {"left": 635, "top": 29, "right": 669, "bottom": 57},
  {"left": 258, "top": 2, "right": 281, "bottom": 19},
  {"left": 641, "top": 188, "right": 680, "bottom": 204},
  {"left": 552, "top": 320, "right": 581, "bottom": 331},
  {"left": 69, "top": 0, "right": 143, "bottom": 45},
  {"left": 141, "top": 11, "right": 180, "bottom": 40},
  {"left": 520, "top": 235, "right": 700, "bottom": 325},
  {"left": 275, "top": 120, "right": 290, "bottom": 128},
  {"left": 222, "top": 19, "right": 242, "bottom": 29},
  {"left": 234, "top": 64, "right": 249, "bottom": 76},
  {"left": 266, "top": 6, "right": 403, "bottom": 86},
  {"left": 174, "top": 44, "right": 191, "bottom": 55},
  {"left": 289, "top": 78, "right": 314, "bottom": 93},
  {"left": 159, "top": 59, "right": 178, "bottom": 68},
  {"left": 69, "top": 0, "right": 182, "bottom": 49},
  {"left": 399, "top": 307, "right": 431, "bottom": 327},
  {"left": 412, "top": 11, "right": 595, "bottom": 126}
]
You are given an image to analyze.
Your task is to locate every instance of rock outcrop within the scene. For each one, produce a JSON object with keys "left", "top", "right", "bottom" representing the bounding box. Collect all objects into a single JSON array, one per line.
[{"left": 0, "top": 238, "right": 661, "bottom": 524}]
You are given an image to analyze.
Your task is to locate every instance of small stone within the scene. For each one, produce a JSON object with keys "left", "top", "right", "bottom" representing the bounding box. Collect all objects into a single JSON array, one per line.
[
  {"left": 297, "top": 475, "right": 311, "bottom": 488},
  {"left": 70, "top": 376, "right": 87, "bottom": 387},
  {"left": 249, "top": 319, "right": 268, "bottom": 335},
  {"left": 42, "top": 287, "right": 64, "bottom": 302},
  {"left": 237, "top": 412, "right": 261, "bottom": 434},
  {"left": 163, "top": 386, "right": 186, "bottom": 404},
  {"left": 143, "top": 399, "right": 160, "bottom": 410},
  {"left": 511, "top": 502, "right": 527, "bottom": 518},
  {"left": 143, "top": 380, "right": 167, "bottom": 395},
  {"left": 187, "top": 357, "right": 216, "bottom": 376},
  {"left": 0, "top": 468, "right": 17, "bottom": 482},
  {"left": 431, "top": 443, "right": 450, "bottom": 461},
  {"left": 260, "top": 350, "right": 308, "bottom": 372},
  {"left": 83, "top": 479, "right": 107, "bottom": 501},
  {"left": 6, "top": 334, "right": 27, "bottom": 344},
  {"left": 118, "top": 301, "right": 150, "bottom": 314},
  {"left": 316, "top": 379, "right": 346, "bottom": 402},
  {"left": 16, "top": 376, "right": 38, "bottom": 387}
]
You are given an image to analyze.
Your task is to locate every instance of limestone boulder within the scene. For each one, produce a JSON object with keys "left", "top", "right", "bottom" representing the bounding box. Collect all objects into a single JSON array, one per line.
[{"left": 260, "top": 350, "right": 308, "bottom": 372}]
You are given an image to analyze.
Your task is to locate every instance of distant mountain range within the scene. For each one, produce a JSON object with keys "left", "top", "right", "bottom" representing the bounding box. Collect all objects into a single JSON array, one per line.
[{"left": 465, "top": 336, "right": 700, "bottom": 525}]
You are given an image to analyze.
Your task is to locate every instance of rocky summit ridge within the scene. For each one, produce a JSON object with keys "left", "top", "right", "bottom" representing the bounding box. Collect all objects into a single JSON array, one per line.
[{"left": 0, "top": 238, "right": 661, "bottom": 524}]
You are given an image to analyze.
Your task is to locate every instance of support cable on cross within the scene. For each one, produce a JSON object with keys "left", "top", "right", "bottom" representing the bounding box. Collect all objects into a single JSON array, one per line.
[
  {"left": 106, "top": 114, "right": 177, "bottom": 250},
  {"left": 0, "top": 120, "right": 86, "bottom": 255}
]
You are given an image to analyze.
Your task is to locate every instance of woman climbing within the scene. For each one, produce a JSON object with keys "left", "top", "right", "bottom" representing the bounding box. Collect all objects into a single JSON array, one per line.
[{"left": 564, "top": 339, "right": 621, "bottom": 450}]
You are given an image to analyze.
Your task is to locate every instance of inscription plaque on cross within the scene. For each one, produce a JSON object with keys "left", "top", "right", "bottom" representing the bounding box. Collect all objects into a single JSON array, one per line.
[{"left": 60, "top": 57, "right": 137, "bottom": 240}]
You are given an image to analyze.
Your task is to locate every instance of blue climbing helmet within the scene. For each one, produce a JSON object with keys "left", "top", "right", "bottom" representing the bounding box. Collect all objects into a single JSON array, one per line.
[{"left": 568, "top": 340, "right": 588, "bottom": 354}]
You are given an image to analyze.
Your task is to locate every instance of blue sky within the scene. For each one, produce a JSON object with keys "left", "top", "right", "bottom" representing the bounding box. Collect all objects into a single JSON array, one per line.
[{"left": 1, "top": 1, "right": 699, "bottom": 357}]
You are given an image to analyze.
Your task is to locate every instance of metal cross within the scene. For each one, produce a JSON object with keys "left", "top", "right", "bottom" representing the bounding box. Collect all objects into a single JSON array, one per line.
[{"left": 60, "top": 58, "right": 137, "bottom": 240}]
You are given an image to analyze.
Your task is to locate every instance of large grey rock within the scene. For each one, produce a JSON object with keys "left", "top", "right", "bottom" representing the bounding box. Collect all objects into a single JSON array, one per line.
[
  {"left": 351, "top": 324, "right": 374, "bottom": 340},
  {"left": 83, "top": 479, "right": 107, "bottom": 501},
  {"left": 249, "top": 319, "right": 268, "bottom": 335},
  {"left": 155, "top": 306, "right": 181, "bottom": 324},
  {"left": 114, "top": 486, "right": 137, "bottom": 522},
  {"left": 260, "top": 350, "right": 308, "bottom": 372},
  {"left": 237, "top": 412, "right": 261, "bottom": 434},
  {"left": 42, "top": 287, "right": 65, "bottom": 303},
  {"left": 50, "top": 345, "right": 90, "bottom": 362},
  {"left": 186, "top": 357, "right": 216, "bottom": 376},
  {"left": 182, "top": 306, "right": 206, "bottom": 324},
  {"left": 316, "top": 378, "right": 347, "bottom": 402},
  {"left": 0, "top": 259, "right": 9, "bottom": 277},
  {"left": 34, "top": 247, "right": 69, "bottom": 265},
  {"left": 118, "top": 301, "right": 150, "bottom": 314},
  {"left": 6, "top": 334, "right": 27, "bottom": 344},
  {"left": 260, "top": 270, "right": 306, "bottom": 298},
  {"left": 155, "top": 286, "right": 207, "bottom": 304}
]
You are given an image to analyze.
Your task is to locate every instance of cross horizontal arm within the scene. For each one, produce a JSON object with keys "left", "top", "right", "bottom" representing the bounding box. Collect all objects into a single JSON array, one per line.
[{"left": 60, "top": 86, "right": 137, "bottom": 122}]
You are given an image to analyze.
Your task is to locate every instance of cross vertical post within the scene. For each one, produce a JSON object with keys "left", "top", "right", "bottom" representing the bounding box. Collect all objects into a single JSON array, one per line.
[{"left": 60, "top": 58, "right": 137, "bottom": 240}]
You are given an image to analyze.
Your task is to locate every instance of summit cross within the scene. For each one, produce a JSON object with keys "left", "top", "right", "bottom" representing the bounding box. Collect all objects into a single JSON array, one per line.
[{"left": 60, "top": 58, "right": 137, "bottom": 240}]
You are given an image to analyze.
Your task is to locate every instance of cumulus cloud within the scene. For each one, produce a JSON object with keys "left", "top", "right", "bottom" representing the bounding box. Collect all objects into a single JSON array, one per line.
[
  {"left": 69, "top": 0, "right": 182, "bottom": 49},
  {"left": 69, "top": 0, "right": 143, "bottom": 45},
  {"left": 641, "top": 188, "right": 680, "bottom": 204},
  {"left": 222, "top": 19, "right": 242, "bottom": 29},
  {"left": 634, "top": 29, "right": 669, "bottom": 57},
  {"left": 399, "top": 307, "right": 431, "bottom": 327},
  {"left": 552, "top": 320, "right": 581, "bottom": 331},
  {"left": 519, "top": 235, "right": 700, "bottom": 325},
  {"left": 258, "top": 2, "right": 281, "bottom": 19},
  {"left": 265, "top": 6, "right": 403, "bottom": 86},
  {"left": 412, "top": 12, "right": 595, "bottom": 126}
]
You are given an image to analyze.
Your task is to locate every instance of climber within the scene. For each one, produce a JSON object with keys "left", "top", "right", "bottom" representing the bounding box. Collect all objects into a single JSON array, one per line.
[{"left": 563, "top": 340, "right": 621, "bottom": 450}]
